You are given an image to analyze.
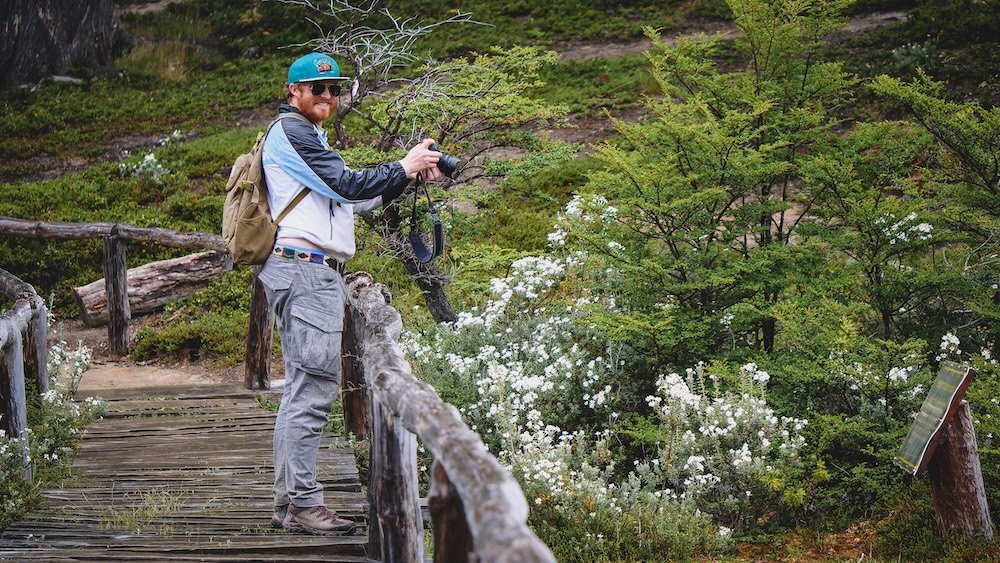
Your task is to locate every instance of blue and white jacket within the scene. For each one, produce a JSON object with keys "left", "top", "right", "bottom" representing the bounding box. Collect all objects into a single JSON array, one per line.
[{"left": 261, "top": 103, "right": 408, "bottom": 261}]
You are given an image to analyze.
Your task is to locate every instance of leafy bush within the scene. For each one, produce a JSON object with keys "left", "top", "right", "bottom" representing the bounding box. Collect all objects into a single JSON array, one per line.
[
  {"left": 133, "top": 268, "right": 254, "bottom": 364},
  {"left": 1, "top": 336, "right": 106, "bottom": 531}
]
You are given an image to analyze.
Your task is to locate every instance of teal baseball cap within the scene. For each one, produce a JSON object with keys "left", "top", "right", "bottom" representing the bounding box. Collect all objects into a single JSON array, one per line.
[{"left": 286, "top": 52, "right": 349, "bottom": 84}]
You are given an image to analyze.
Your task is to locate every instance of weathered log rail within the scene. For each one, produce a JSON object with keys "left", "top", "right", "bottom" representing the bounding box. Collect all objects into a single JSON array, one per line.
[
  {"left": 0, "top": 216, "right": 229, "bottom": 357},
  {"left": 341, "top": 273, "right": 555, "bottom": 563},
  {"left": 0, "top": 268, "right": 48, "bottom": 481}
]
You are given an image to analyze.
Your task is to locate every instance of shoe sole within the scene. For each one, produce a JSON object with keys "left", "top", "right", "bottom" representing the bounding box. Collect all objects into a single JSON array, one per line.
[{"left": 284, "top": 521, "right": 357, "bottom": 536}]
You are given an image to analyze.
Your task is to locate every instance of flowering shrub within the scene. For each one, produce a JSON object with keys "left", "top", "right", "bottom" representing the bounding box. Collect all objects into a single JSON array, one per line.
[
  {"left": 403, "top": 213, "right": 816, "bottom": 555},
  {"left": 404, "top": 256, "right": 729, "bottom": 557},
  {"left": 118, "top": 151, "right": 170, "bottom": 185},
  {"left": 0, "top": 338, "right": 106, "bottom": 530},
  {"left": 403, "top": 253, "right": 619, "bottom": 447},
  {"left": 637, "top": 362, "right": 813, "bottom": 530}
]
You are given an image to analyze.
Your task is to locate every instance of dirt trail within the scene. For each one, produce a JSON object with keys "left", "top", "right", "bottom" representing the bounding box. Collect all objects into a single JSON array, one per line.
[
  {"left": 54, "top": 319, "right": 244, "bottom": 392},
  {"left": 556, "top": 11, "right": 907, "bottom": 61}
]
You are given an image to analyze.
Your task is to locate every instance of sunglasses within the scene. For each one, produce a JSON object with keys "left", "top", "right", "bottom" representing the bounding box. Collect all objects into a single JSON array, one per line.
[{"left": 308, "top": 82, "right": 342, "bottom": 97}]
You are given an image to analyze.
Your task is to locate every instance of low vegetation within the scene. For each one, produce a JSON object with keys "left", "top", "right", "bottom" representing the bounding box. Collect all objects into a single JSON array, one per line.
[
  {"left": 0, "top": 335, "right": 107, "bottom": 530},
  {"left": 1, "top": 0, "right": 998, "bottom": 559}
]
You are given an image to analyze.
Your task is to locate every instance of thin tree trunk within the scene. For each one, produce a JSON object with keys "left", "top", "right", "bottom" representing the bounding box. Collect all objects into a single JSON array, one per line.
[{"left": 367, "top": 206, "right": 457, "bottom": 324}]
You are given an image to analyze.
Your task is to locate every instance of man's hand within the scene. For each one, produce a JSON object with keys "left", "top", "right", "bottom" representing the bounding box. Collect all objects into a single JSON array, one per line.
[{"left": 399, "top": 139, "right": 444, "bottom": 181}]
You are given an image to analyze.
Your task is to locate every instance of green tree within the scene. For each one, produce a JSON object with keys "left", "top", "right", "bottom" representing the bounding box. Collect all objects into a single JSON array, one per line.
[
  {"left": 799, "top": 120, "right": 964, "bottom": 341},
  {"left": 872, "top": 72, "right": 1000, "bottom": 357},
  {"left": 561, "top": 0, "right": 855, "bottom": 365}
]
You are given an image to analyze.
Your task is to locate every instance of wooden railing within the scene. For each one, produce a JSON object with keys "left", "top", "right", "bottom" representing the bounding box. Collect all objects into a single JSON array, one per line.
[
  {"left": 0, "top": 217, "right": 229, "bottom": 357},
  {"left": 340, "top": 273, "right": 555, "bottom": 563},
  {"left": 0, "top": 268, "right": 48, "bottom": 481},
  {"left": 2, "top": 216, "right": 555, "bottom": 561}
]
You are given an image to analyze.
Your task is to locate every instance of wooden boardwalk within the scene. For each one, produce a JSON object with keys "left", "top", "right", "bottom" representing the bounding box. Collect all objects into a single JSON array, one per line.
[{"left": 0, "top": 384, "right": 373, "bottom": 562}]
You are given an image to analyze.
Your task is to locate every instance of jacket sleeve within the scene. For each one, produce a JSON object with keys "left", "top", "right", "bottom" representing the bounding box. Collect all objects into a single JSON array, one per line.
[
  {"left": 352, "top": 197, "right": 386, "bottom": 216},
  {"left": 268, "top": 116, "right": 408, "bottom": 204}
]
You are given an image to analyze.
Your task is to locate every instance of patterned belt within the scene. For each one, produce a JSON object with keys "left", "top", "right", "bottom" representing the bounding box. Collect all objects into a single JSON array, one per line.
[{"left": 273, "top": 245, "right": 345, "bottom": 273}]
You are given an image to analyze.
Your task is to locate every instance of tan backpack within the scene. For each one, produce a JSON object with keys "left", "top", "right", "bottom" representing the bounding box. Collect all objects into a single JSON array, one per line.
[{"left": 222, "top": 113, "right": 311, "bottom": 265}]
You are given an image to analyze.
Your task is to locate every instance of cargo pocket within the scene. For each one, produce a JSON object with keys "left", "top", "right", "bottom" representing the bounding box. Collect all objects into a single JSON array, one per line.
[
  {"left": 288, "top": 303, "right": 344, "bottom": 380},
  {"left": 258, "top": 258, "right": 294, "bottom": 291}
]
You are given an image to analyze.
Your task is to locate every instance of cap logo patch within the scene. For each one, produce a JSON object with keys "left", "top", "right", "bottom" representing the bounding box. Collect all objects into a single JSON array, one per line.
[{"left": 315, "top": 60, "right": 333, "bottom": 74}]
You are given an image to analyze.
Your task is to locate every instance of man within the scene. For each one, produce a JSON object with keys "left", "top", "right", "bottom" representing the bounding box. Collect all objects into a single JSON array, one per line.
[{"left": 257, "top": 52, "right": 442, "bottom": 536}]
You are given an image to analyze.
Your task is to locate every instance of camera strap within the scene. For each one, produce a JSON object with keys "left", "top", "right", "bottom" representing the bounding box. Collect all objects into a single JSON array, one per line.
[{"left": 408, "top": 174, "right": 444, "bottom": 264}]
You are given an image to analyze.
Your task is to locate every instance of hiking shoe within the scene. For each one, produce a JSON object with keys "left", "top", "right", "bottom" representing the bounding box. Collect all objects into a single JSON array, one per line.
[
  {"left": 271, "top": 505, "right": 288, "bottom": 529},
  {"left": 284, "top": 504, "right": 357, "bottom": 536}
]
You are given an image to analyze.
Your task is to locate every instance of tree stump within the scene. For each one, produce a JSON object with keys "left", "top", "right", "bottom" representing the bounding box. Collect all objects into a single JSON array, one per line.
[{"left": 927, "top": 401, "right": 995, "bottom": 538}]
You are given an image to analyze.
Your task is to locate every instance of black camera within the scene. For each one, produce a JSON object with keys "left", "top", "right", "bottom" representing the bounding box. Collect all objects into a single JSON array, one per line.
[{"left": 429, "top": 143, "right": 459, "bottom": 178}]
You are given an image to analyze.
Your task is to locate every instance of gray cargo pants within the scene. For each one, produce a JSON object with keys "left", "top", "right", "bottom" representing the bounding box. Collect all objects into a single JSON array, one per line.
[{"left": 258, "top": 254, "right": 346, "bottom": 509}]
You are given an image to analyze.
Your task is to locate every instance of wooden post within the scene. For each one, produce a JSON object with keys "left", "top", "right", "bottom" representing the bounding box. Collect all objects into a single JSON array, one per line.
[
  {"left": 368, "top": 398, "right": 423, "bottom": 562},
  {"left": 245, "top": 266, "right": 272, "bottom": 390},
  {"left": 429, "top": 460, "right": 474, "bottom": 563},
  {"left": 927, "top": 401, "right": 995, "bottom": 538},
  {"left": 0, "top": 324, "right": 31, "bottom": 480},
  {"left": 342, "top": 303, "right": 371, "bottom": 441},
  {"left": 22, "top": 301, "right": 47, "bottom": 395},
  {"left": 103, "top": 228, "right": 130, "bottom": 356}
]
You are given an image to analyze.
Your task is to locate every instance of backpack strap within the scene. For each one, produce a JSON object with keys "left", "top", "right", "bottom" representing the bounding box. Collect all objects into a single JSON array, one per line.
[
  {"left": 274, "top": 188, "right": 310, "bottom": 224},
  {"left": 266, "top": 111, "right": 314, "bottom": 223}
]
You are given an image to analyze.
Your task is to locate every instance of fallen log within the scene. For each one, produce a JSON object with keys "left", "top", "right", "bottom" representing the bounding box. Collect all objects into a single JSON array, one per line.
[{"left": 73, "top": 250, "right": 232, "bottom": 327}]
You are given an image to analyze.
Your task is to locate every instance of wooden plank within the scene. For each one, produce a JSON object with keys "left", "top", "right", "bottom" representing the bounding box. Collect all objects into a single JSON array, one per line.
[
  {"left": 76, "top": 384, "right": 251, "bottom": 401},
  {"left": 896, "top": 362, "right": 977, "bottom": 474},
  {"left": 0, "top": 387, "right": 370, "bottom": 561}
]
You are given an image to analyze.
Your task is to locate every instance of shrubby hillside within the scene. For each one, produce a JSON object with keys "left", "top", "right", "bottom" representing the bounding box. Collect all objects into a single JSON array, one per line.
[{"left": 1, "top": 0, "right": 998, "bottom": 559}]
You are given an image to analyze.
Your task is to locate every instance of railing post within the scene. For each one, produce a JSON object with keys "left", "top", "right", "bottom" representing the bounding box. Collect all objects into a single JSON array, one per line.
[
  {"left": 342, "top": 300, "right": 371, "bottom": 441},
  {"left": 245, "top": 265, "right": 272, "bottom": 390},
  {"left": 0, "top": 324, "right": 31, "bottom": 480},
  {"left": 369, "top": 399, "right": 423, "bottom": 562},
  {"left": 928, "top": 401, "right": 995, "bottom": 538},
  {"left": 23, "top": 299, "right": 47, "bottom": 395},
  {"left": 429, "top": 460, "right": 474, "bottom": 562},
  {"left": 103, "top": 227, "right": 130, "bottom": 356}
]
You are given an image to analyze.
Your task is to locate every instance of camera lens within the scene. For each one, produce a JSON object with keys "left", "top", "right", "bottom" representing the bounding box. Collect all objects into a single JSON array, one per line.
[{"left": 429, "top": 143, "right": 459, "bottom": 178}]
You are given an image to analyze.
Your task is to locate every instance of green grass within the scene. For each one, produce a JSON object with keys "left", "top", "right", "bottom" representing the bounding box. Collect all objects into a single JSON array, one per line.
[
  {"left": 0, "top": 57, "right": 284, "bottom": 180},
  {"left": 534, "top": 55, "right": 660, "bottom": 116}
]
